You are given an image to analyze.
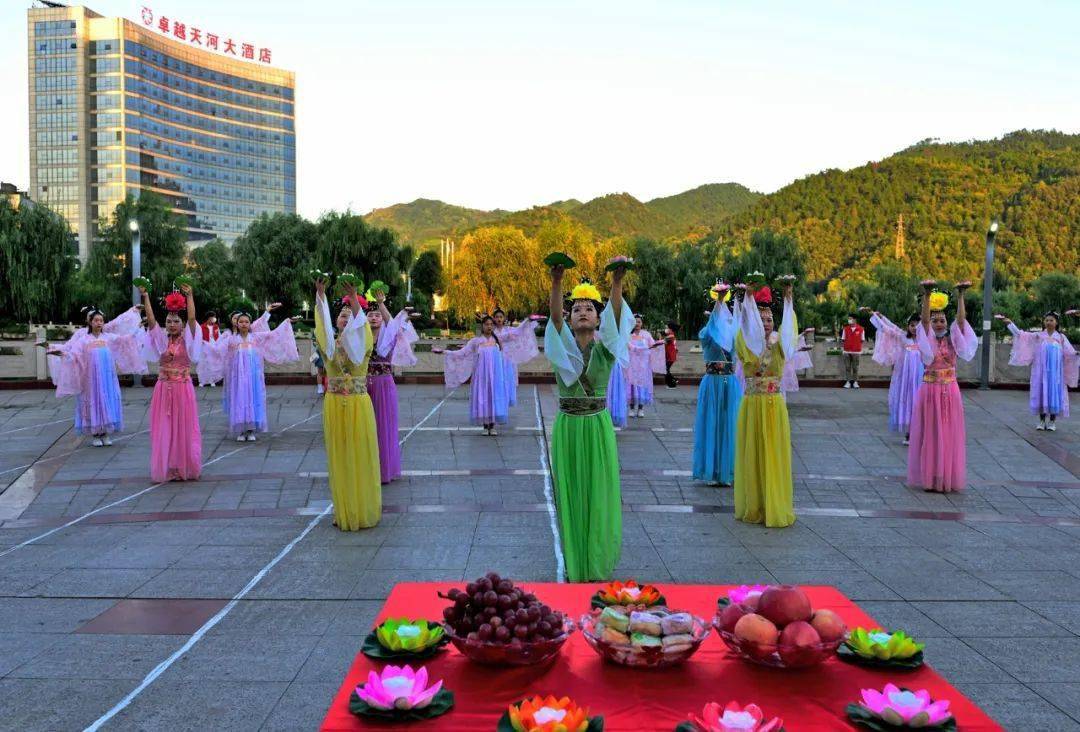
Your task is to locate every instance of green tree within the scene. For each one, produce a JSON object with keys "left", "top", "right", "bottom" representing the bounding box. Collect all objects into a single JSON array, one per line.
[
  {"left": 411, "top": 250, "right": 443, "bottom": 295},
  {"left": 446, "top": 225, "right": 542, "bottom": 318},
  {"left": 233, "top": 212, "right": 318, "bottom": 315},
  {"left": 185, "top": 239, "right": 240, "bottom": 318},
  {"left": 0, "top": 198, "right": 77, "bottom": 322},
  {"left": 1030, "top": 272, "right": 1080, "bottom": 322},
  {"left": 849, "top": 263, "right": 922, "bottom": 323},
  {"left": 314, "top": 211, "right": 402, "bottom": 300},
  {"left": 75, "top": 192, "right": 186, "bottom": 318}
]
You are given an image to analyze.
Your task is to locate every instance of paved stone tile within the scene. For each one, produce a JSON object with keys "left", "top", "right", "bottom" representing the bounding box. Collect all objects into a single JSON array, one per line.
[
  {"left": 973, "top": 570, "right": 1080, "bottom": 602},
  {"left": 955, "top": 682, "right": 1080, "bottom": 731},
  {"left": 132, "top": 568, "right": 258, "bottom": 599},
  {"left": 206, "top": 600, "right": 343, "bottom": 637},
  {"left": 294, "top": 633, "right": 365, "bottom": 682},
  {"left": 0, "top": 598, "right": 116, "bottom": 632},
  {"left": 261, "top": 680, "right": 340, "bottom": 731},
  {"left": 855, "top": 601, "right": 951, "bottom": 638},
  {"left": 9, "top": 633, "right": 187, "bottom": 680},
  {"left": 0, "top": 632, "right": 65, "bottom": 676},
  {"left": 771, "top": 569, "right": 903, "bottom": 602},
  {"left": 246, "top": 562, "right": 361, "bottom": 601},
  {"left": 0, "top": 678, "right": 135, "bottom": 731},
  {"left": 168, "top": 633, "right": 322, "bottom": 682},
  {"left": 106, "top": 679, "right": 288, "bottom": 732},
  {"left": 1029, "top": 683, "right": 1080, "bottom": 725},
  {"left": 1022, "top": 602, "right": 1080, "bottom": 635},
  {"left": 863, "top": 570, "right": 1007, "bottom": 602},
  {"left": 914, "top": 601, "right": 1074, "bottom": 637},
  {"left": 965, "top": 638, "right": 1080, "bottom": 683},
  {"left": 20, "top": 567, "right": 162, "bottom": 598}
]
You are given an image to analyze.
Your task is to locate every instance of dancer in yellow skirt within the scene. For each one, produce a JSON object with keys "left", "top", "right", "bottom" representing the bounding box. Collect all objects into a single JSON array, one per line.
[
  {"left": 314, "top": 277, "right": 382, "bottom": 530},
  {"left": 733, "top": 277, "right": 798, "bottom": 528}
]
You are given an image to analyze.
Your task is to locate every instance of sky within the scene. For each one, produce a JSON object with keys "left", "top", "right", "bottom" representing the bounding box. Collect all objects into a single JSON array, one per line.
[{"left": 3, "top": 0, "right": 1080, "bottom": 219}]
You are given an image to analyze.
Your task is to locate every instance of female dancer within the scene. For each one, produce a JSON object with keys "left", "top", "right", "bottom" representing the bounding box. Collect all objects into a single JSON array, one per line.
[
  {"left": 1001, "top": 312, "right": 1078, "bottom": 431},
  {"left": 141, "top": 284, "right": 203, "bottom": 482},
  {"left": 367, "top": 288, "right": 419, "bottom": 483},
  {"left": 315, "top": 278, "right": 381, "bottom": 529},
  {"left": 438, "top": 315, "right": 509, "bottom": 436},
  {"left": 204, "top": 303, "right": 298, "bottom": 441},
  {"left": 627, "top": 314, "right": 664, "bottom": 418},
  {"left": 492, "top": 308, "right": 540, "bottom": 408},
  {"left": 907, "top": 282, "right": 978, "bottom": 492},
  {"left": 45, "top": 306, "right": 145, "bottom": 446},
  {"left": 545, "top": 262, "right": 632, "bottom": 582},
  {"left": 865, "top": 309, "right": 924, "bottom": 444},
  {"left": 693, "top": 286, "right": 743, "bottom": 486},
  {"left": 780, "top": 327, "right": 815, "bottom": 393},
  {"left": 606, "top": 354, "right": 630, "bottom": 428},
  {"left": 733, "top": 282, "right": 798, "bottom": 527}
]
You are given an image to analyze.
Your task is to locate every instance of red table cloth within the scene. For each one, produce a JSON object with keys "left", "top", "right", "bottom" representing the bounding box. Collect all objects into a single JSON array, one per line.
[{"left": 321, "top": 583, "right": 1002, "bottom": 731}]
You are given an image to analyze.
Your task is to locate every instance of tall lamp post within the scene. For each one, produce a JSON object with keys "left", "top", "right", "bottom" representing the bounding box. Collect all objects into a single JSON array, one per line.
[
  {"left": 979, "top": 221, "right": 999, "bottom": 390},
  {"left": 129, "top": 219, "right": 141, "bottom": 308}
]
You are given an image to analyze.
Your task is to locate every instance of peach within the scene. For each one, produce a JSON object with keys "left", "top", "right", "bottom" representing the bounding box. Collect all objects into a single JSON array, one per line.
[
  {"left": 734, "top": 613, "right": 779, "bottom": 660},
  {"left": 758, "top": 585, "right": 812, "bottom": 627},
  {"left": 778, "top": 620, "right": 822, "bottom": 666},
  {"left": 810, "top": 608, "right": 847, "bottom": 643},
  {"left": 718, "top": 602, "right": 752, "bottom": 634}
]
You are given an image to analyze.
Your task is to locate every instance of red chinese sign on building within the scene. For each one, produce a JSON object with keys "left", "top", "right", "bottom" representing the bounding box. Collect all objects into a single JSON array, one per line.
[{"left": 139, "top": 6, "right": 272, "bottom": 65}]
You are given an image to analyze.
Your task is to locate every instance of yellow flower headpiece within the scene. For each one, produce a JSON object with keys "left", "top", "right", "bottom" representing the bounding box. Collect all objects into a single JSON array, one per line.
[
  {"left": 570, "top": 281, "right": 603, "bottom": 302},
  {"left": 929, "top": 291, "right": 949, "bottom": 311}
]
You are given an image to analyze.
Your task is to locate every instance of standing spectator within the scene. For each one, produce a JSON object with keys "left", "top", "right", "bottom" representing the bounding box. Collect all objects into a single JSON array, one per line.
[
  {"left": 840, "top": 314, "right": 865, "bottom": 388},
  {"left": 198, "top": 311, "right": 221, "bottom": 387},
  {"left": 663, "top": 320, "right": 679, "bottom": 388}
]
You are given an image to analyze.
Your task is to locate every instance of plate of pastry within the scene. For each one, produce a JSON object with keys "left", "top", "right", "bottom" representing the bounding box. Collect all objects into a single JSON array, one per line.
[{"left": 580, "top": 606, "right": 710, "bottom": 668}]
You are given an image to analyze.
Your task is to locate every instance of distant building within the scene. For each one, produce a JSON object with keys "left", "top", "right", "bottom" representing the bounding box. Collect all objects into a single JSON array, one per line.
[
  {"left": 27, "top": 3, "right": 296, "bottom": 260},
  {"left": 1, "top": 181, "right": 34, "bottom": 210}
]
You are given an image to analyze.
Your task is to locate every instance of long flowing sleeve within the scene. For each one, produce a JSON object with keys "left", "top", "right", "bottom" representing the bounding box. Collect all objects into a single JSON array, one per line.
[
  {"left": 198, "top": 331, "right": 231, "bottom": 384},
  {"left": 251, "top": 310, "right": 271, "bottom": 334},
  {"left": 545, "top": 322, "right": 583, "bottom": 386},
  {"left": 103, "top": 307, "right": 142, "bottom": 336},
  {"left": 779, "top": 297, "right": 797, "bottom": 360},
  {"left": 184, "top": 322, "right": 203, "bottom": 364},
  {"left": 315, "top": 295, "right": 335, "bottom": 360},
  {"left": 105, "top": 333, "right": 147, "bottom": 375},
  {"left": 1006, "top": 322, "right": 1039, "bottom": 367},
  {"left": 915, "top": 324, "right": 936, "bottom": 366},
  {"left": 339, "top": 311, "right": 368, "bottom": 364},
  {"left": 444, "top": 338, "right": 480, "bottom": 388},
  {"left": 699, "top": 302, "right": 737, "bottom": 352},
  {"left": 1063, "top": 336, "right": 1079, "bottom": 388},
  {"left": 141, "top": 324, "right": 168, "bottom": 362},
  {"left": 377, "top": 310, "right": 419, "bottom": 367},
  {"left": 951, "top": 319, "right": 978, "bottom": 362},
  {"left": 499, "top": 320, "right": 541, "bottom": 366},
  {"left": 252, "top": 319, "right": 300, "bottom": 365},
  {"left": 48, "top": 336, "right": 86, "bottom": 397},
  {"left": 736, "top": 297, "right": 766, "bottom": 358},
  {"left": 628, "top": 332, "right": 661, "bottom": 387},
  {"left": 647, "top": 331, "right": 666, "bottom": 374},
  {"left": 598, "top": 301, "right": 634, "bottom": 369},
  {"left": 870, "top": 313, "right": 904, "bottom": 366}
]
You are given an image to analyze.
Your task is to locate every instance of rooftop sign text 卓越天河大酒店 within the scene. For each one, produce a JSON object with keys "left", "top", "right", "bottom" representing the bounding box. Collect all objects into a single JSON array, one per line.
[{"left": 138, "top": 5, "right": 274, "bottom": 64}]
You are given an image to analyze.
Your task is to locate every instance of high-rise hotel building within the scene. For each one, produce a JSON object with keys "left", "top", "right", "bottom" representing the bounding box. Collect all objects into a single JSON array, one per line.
[{"left": 27, "top": 4, "right": 296, "bottom": 259}]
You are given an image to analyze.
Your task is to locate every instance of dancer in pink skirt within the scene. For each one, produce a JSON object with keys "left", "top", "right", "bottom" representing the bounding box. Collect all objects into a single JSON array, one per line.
[
  {"left": 141, "top": 284, "right": 203, "bottom": 483},
  {"left": 907, "top": 281, "right": 978, "bottom": 493},
  {"left": 366, "top": 286, "right": 419, "bottom": 483},
  {"left": 627, "top": 314, "right": 665, "bottom": 417}
]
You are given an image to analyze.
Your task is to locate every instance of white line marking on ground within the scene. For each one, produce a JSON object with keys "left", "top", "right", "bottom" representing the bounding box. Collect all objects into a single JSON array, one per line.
[
  {"left": 533, "top": 385, "right": 566, "bottom": 583},
  {"left": 82, "top": 503, "right": 333, "bottom": 732},
  {"left": 0, "top": 412, "right": 318, "bottom": 559},
  {"left": 0, "top": 418, "right": 72, "bottom": 436},
  {"left": 83, "top": 387, "right": 454, "bottom": 730},
  {"left": 398, "top": 390, "right": 457, "bottom": 446}
]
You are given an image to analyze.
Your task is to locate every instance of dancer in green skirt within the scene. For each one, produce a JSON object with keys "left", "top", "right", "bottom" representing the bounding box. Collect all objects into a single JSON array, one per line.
[{"left": 545, "top": 256, "right": 634, "bottom": 582}]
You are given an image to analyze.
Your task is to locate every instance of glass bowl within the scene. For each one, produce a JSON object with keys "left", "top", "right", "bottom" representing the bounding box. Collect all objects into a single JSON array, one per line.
[
  {"left": 713, "top": 618, "right": 844, "bottom": 669},
  {"left": 580, "top": 611, "right": 710, "bottom": 668},
  {"left": 443, "top": 618, "right": 575, "bottom": 666}
]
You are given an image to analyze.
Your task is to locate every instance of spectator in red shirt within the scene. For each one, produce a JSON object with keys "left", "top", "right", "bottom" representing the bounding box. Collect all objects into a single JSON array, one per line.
[
  {"left": 840, "top": 313, "right": 865, "bottom": 388},
  {"left": 200, "top": 311, "right": 220, "bottom": 343},
  {"left": 663, "top": 320, "right": 679, "bottom": 388}
]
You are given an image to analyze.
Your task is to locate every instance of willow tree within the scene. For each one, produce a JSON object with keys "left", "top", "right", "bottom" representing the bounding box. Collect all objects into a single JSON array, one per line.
[
  {"left": 0, "top": 198, "right": 77, "bottom": 323},
  {"left": 446, "top": 225, "right": 542, "bottom": 319}
]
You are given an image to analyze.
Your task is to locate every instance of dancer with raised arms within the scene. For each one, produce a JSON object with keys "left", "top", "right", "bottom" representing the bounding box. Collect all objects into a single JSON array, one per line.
[
  {"left": 435, "top": 314, "right": 509, "bottom": 436},
  {"left": 863, "top": 308, "right": 924, "bottom": 444},
  {"left": 692, "top": 283, "right": 743, "bottom": 486}
]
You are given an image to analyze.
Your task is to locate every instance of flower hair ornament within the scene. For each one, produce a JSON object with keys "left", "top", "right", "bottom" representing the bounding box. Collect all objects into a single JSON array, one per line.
[
  {"left": 163, "top": 291, "right": 187, "bottom": 312},
  {"left": 753, "top": 286, "right": 774, "bottom": 306},
  {"left": 569, "top": 280, "right": 603, "bottom": 304},
  {"left": 928, "top": 291, "right": 950, "bottom": 312}
]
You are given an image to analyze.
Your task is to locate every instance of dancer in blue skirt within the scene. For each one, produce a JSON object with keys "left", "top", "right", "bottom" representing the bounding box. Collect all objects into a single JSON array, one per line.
[{"left": 693, "top": 284, "right": 743, "bottom": 485}]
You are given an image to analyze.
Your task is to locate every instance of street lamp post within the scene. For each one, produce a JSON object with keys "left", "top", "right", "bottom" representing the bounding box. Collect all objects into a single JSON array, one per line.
[
  {"left": 129, "top": 219, "right": 141, "bottom": 309},
  {"left": 979, "top": 221, "right": 998, "bottom": 390}
]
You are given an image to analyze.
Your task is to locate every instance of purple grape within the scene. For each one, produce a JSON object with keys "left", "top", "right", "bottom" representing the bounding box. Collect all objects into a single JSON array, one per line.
[{"left": 494, "top": 626, "right": 511, "bottom": 642}]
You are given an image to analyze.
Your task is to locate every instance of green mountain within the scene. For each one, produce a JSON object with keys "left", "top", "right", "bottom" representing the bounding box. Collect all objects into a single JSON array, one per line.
[
  {"left": 719, "top": 130, "right": 1080, "bottom": 284},
  {"left": 363, "top": 198, "right": 505, "bottom": 249},
  {"left": 646, "top": 183, "right": 761, "bottom": 231},
  {"left": 566, "top": 192, "right": 674, "bottom": 239}
]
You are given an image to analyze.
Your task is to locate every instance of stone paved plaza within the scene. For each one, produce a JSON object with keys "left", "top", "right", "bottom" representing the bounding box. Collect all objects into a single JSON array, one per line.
[{"left": 0, "top": 382, "right": 1079, "bottom": 730}]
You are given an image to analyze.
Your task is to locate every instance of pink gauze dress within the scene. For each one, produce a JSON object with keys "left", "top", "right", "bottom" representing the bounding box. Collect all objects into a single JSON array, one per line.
[
  {"left": 906, "top": 320, "right": 978, "bottom": 492},
  {"left": 144, "top": 323, "right": 203, "bottom": 482}
]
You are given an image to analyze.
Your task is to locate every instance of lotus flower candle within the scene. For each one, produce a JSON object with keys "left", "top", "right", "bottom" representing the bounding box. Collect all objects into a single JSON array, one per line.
[
  {"left": 374, "top": 618, "right": 445, "bottom": 653},
  {"left": 354, "top": 665, "right": 443, "bottom": 711},
  {"left": 847, "top": 684, "right": 953, "bottom": 729},
  {"left": 726, "top": 584, "right": 770, "bottom": 606},
  {"left": 597, "top": 580, "right": 662, "bottom": 607},
  {"left": 687, "top": 701, "right": 784, "bottom": 732},
  {"left": 507, "top": 696, "right": 591, "bottom": 732},
  {"left": 846, "top": 628, "right": 924, "bottom": 661}
]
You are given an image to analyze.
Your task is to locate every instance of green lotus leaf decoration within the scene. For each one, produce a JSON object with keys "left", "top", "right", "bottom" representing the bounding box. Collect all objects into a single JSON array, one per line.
[
  {"left": 846, "top": 628, "right": 924, "bottom": 661},
  {"left": 375, "top": 618, "right": 446, "bottom": 653}
]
